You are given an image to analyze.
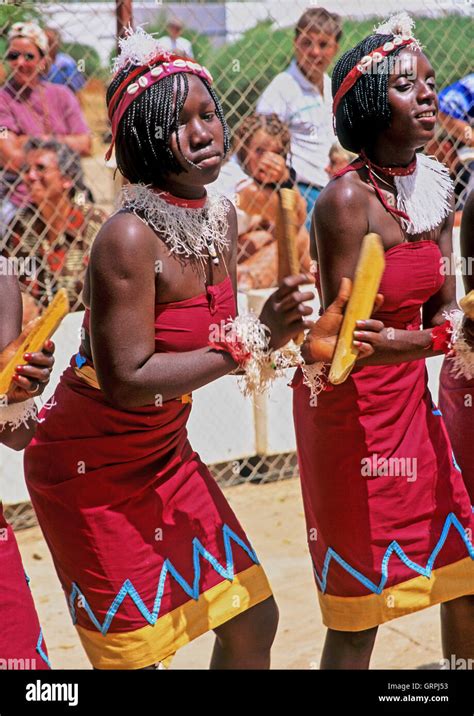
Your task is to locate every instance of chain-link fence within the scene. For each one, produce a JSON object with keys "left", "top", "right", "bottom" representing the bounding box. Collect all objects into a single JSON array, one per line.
[{"left": 0, "top": 0, "right": 472, "bottom": 528}]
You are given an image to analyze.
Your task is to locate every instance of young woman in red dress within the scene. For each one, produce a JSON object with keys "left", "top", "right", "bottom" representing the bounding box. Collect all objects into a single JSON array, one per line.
[
  {"left": 296, "top": 15, "right": 474, "bottom": 669},
  {"left": 439, "top": 189, "right": 474, "bottom": 502}
]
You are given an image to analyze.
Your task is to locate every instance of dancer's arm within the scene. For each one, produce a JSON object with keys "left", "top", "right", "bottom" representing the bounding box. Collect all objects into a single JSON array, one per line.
[
  {"left": 89, "top": 208, "right": 314, "bottom": 409},
  {"left": 459, "top": 190, "right": 474, "bottom": 346},
  {"left": 422, "top": 200, "right": 458, "bottom": 328},
  {"left": 0, "top": 270, "right": 55, "bottom": 449},
  {"left": 313, "top": 179, "right": 453, "bottom": 366},
  {"left": 460, "top": 190, "right": 474, "bottom": 294}
]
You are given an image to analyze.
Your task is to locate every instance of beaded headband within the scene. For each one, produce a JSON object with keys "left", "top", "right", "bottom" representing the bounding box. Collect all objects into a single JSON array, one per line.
[
  {"left": 332, "top": 37, "right": 415, "bottom": 116},
  {"left": 105, "top": 26, "right": 214, "bottom": 162},
  {"left": 332, "top": 13, "right": 422, "bottom": 118}
]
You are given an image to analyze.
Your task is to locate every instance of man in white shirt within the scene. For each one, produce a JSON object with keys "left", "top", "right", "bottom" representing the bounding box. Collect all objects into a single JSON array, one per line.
[
  {"left": 256, "top": 7, "right": 342, "bottom": 228},
  {"left": 157, "top": 18, "right": 194, "bottom": 59}
]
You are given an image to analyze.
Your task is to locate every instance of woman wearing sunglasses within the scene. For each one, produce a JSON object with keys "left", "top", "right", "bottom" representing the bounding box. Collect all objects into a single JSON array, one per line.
[{"left": 0, "top": 22, "right": 91, "bottom": 237}]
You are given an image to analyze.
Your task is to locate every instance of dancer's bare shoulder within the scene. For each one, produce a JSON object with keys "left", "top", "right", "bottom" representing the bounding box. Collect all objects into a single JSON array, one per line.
[
  {"left": 317, "top": 171, "right": 369, "bottom": 220},
  {"left": 92, "top": 211, "right": 157, "bottom": 275},
  {"left": 82, "top": 211, "right": 158, "bottom": 309},
  {"left": 315, "top": 170, "right": 370, "bottom": 244},
  {"left": 461, "top": 190, "right": 474, "bottom": 252}
]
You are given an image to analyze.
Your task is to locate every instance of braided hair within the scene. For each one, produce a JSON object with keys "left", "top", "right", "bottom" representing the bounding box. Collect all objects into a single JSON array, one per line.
[
  {"left": 332, "top": 34, "right": 408, "bottom": 153},
  {"left": 106, "top": 62, "right": 230, "bottom": 184}
]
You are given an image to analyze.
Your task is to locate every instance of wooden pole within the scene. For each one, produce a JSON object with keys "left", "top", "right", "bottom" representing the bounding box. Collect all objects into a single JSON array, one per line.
[
  {"left": 276, "top": 188, "right": 304, "bottom": 344},
  {"left": 116, "top": 0, "right": 134, "bottom": 52},
  {"left": 114, "top": 0, "right": 133, "bottom": 187}
]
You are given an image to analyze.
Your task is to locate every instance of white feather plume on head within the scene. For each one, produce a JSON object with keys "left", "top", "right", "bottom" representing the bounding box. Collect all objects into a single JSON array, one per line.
[
  {"left": 374, "top": 12, "right": 415, "bottom": 38},
  {"left": 373, "top": 12, "right": 422, "bottom": 51},
  {"left": 112, "top": 24, "right": 169, "bottom": 74}
]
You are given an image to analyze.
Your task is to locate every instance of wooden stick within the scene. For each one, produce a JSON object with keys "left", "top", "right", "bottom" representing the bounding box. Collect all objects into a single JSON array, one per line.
[
  {"left": 460, "top": 290, "right": 474, "bottom": 319},
  {"left": 328, "top": 233, "right": 385, "bottom": 385},
  {"left": 279, "top": 188, "right": 300, "bottom": 274},
  {"left": 0, "top": 288, "right": 69, "bottom": 396},
  {"left": 277, "top": 188, "right": 304, "bottom": 344}
]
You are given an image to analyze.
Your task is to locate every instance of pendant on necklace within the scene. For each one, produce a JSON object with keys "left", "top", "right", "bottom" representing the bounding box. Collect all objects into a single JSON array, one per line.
[
  {"left": 384, "top": 193, "right": 396, "bottom": 208},
  {"left": 206, "top": 238, "right": 220, "bottom": 266}
]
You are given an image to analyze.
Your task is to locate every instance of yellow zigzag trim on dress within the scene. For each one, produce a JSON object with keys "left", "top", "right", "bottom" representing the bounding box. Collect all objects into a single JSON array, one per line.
[
  {"left": 76, "top": 563, "right": 271, "bottom": 669},
  {"left": 318, "top": 556, "right": 474, "bottom": 631}
]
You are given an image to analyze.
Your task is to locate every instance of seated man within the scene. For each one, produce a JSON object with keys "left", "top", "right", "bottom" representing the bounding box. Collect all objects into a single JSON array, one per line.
[{"left": 2, "top": 138, "right": 105, "bottom": 318}]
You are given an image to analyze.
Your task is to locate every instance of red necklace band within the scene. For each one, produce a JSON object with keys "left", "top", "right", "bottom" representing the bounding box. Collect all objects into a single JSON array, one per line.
[
  {"left": 152, "top": 189, "right": 207, "bottom": 209},
  {"left": 360, "top": 150, "right": 417, "bottom": 177}
]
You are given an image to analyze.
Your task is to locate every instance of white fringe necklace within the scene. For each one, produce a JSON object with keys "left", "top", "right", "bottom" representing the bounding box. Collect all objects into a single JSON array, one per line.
[
  {"left": 394, "top": 154, "right": 454, "bottom": 235},
  {"left": 114, "top": 183, "right": 230, "bottom": 264}
]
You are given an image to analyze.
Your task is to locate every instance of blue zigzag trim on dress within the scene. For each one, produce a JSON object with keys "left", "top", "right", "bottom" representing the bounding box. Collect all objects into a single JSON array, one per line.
[
  {"left": 452, "top": 451, "right": 462, "bottom": 472},
  {"left": 313, "top": 511, "right": 474, "bottom": 595},
  {"left": 68, "top": 524, "right": 259, "bottom": 635},
  {"left": 36, "top": 629, "right": 51, "bottom": 668}
]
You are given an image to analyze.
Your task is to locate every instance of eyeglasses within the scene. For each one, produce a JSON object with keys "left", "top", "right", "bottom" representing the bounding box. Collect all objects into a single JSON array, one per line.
[
  {"left": 24, "top": 162, "right": 60, "bottom": 175},
  {"left": 25, "top": 164, "right": 49, "bottom": 173},
  {"left": 6, "top": 51, "right": 37, "bottom": 62}
]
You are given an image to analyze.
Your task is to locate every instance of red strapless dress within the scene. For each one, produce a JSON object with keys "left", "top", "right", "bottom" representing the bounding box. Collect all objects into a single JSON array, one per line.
[
  {"left": 293, "top": 240, "right": 474, "bottom": 631},
  {"left": 24, "top": 276, "right": 272, "bottom": 668},
  {"left": 0, "top": 506, "right": 49, "bottom": 669},
  {"left": 439, "top": 359, "right": 474, "bottom": 502}
]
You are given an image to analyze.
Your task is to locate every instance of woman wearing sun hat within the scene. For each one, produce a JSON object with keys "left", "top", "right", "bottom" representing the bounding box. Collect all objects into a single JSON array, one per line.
[{"left": 0, "top": 21, "right": 91, "bottom": 236}]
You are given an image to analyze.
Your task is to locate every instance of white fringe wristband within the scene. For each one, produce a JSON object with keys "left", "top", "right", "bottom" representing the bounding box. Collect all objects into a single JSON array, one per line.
[
  {"left": 0, "top": 398, "right": 37, "bottom": 433},
  {"left": 445, "top": 309, "right": 474, "bottom": 381}
]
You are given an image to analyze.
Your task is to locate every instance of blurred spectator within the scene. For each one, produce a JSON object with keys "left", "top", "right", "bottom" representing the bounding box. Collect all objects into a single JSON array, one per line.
[
  {"left": 439, "top": 74, "right": 474, "bottom": 146},
  {"left": 1, "top": 138, "right": 105, "bottom": 317},
  {"left": 0, "top": 22, "right": 92, "bottom": 237},
  {"left": 44, "top": 27, "right": 87, "bottom": 94},
  {"left": 207, "top": 153, "right": 248, "bottom": 203},
  {"left": 233, "top": 113, "right": 310, "bottom": 290},
  {"left": 256, "top": 7, "right": 342, "bottom": 229},
  {"left": 426, "top": 73, "right": 474, "bottom": 208},
  {"left": 157, "top": 18, "right": 194, "bottom": 58},
  {"left": 207, "top": 153, "right": 251, "bottom": 242},
  {"left": 325, "top": 142, "right": 356, "bottom": 179}
]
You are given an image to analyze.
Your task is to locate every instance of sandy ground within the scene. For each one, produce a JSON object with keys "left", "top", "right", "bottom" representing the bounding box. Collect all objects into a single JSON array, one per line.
[{"left": 17, "top": 478, "right": 444, "bottom": 670}]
